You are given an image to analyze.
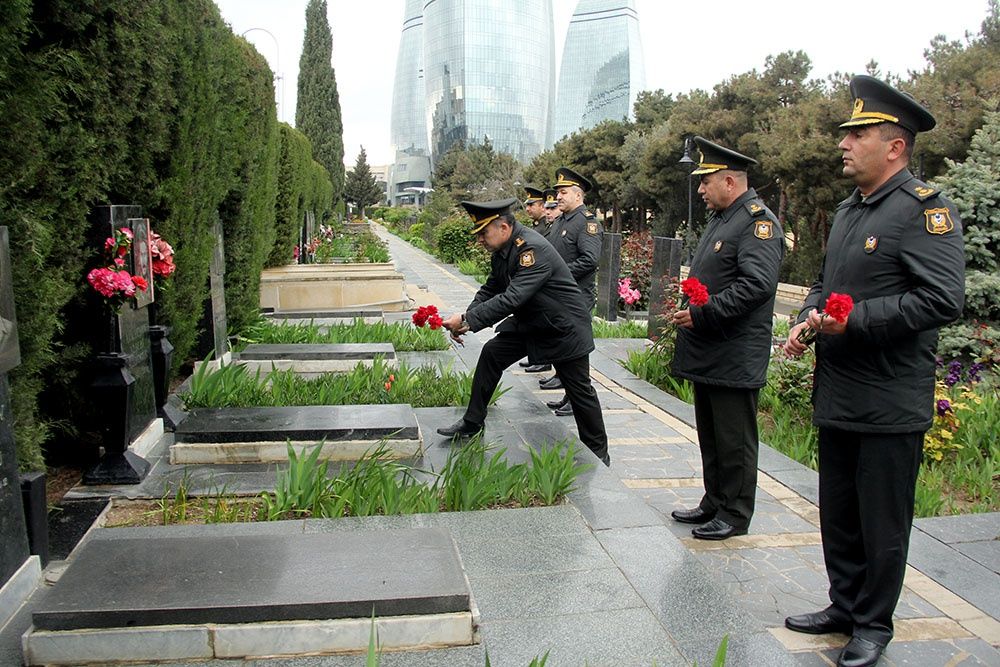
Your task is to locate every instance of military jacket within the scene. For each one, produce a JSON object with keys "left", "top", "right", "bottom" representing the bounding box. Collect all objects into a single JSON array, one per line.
[
  {"left": 671, "top": 188, "right": 784, "bottom": 388},
  {"left": 465, "top": 223, "right": 594, "bottom": 363},
  {"left": 798, "top": 169, "right": 965, "bottom": 433},
  {"left": 547, "top": 205, "right": 603, "bottom": 308}
]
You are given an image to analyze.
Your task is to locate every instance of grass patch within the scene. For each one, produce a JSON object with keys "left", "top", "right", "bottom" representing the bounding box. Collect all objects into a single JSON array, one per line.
[
  {"left": 592, "top": 318, "right": 648, "bottom": 339},
  {"left": 105, "top": 439, "right": 592, "bottom": 526},
  {"left": 181, "top": 357, "right": 507, "bottom": 409},
  {"left": 238, "top": 317, "right": 449, "bottom": 351}
]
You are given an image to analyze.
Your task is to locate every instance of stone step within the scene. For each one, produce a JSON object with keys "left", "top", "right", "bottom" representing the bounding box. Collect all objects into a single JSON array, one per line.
[
  {"left": 170, "top": 404, "right": 422, "bottom": 464},
  {"left": 264, "top": 308, "right": 386, "bottom": 319},
  {"left": 23, "top": 526, "right": 475, "bottom": 664},
  {"left": 233, "top": 343, "right": 396, "bottom": 373}
]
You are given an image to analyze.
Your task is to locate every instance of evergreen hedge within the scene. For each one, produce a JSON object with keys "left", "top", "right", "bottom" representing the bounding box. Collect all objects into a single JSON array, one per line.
[{"left": 0, "top": 1, "right": 332, "bottom": 470}]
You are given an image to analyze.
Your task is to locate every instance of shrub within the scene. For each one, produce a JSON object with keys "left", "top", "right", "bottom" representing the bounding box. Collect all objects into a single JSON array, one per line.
[{"left": 433, "top": 215, "right": 475, "bottom": 263}]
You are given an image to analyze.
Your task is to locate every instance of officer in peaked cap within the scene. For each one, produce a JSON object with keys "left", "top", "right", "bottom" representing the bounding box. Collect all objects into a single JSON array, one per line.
[
  {"left": 436, "top": 198, "right": 611, "bottom": 467},
  {"left": 522, "top": 185, "right": 546, "bottom": 229},
  {"left": 539, "top": 167, "right": 604, "bottom": 414},
  {"left": 541, "top": 188, "right": 560, "bottom": 236},
  {"left": 783, "top": 76, "right": 964, "bottom": 667},
  {"left": 669, "top": 136, "right": 784, "bottom": 542}
]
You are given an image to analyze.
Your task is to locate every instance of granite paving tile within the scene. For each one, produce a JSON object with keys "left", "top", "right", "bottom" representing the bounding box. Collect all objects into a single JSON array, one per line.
[
  {"left": 477, "top": 606, "right": 688, "bottom": 667},
  {"left": 908, "top": 529, "right": 1000, "bottom": 619},
  {"left": 953, "top": 540, "right": 1000, "bottom": 575},
  {"left": 879, "top": 637, "right": 1000, "bottom": 665},
  {"left": 915, "top": 513, "right": 1000, "bottom": 545},
  {"left": 454, "top": 529, "right": 615, "bottom": 578},
  {"left": 676, "top": 631, "right": 799, "bottom": 667}
]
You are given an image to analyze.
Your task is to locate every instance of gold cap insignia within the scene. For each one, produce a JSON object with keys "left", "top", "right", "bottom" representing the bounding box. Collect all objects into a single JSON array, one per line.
[
  {"left": 713, "top": 240, "right": 723, "bottom": 252},
  {"left": 925, "top": 208, "right": 954, "bottom": 235},
  {"left": 514, "top": 237, "right": 525, "bottom": 246},
  {"left": 864, "top": 235, "right": 878, "bottom": 253},
  {"left": 754, "top": 220, "right": 773, "bottom": 240},
  {"left": 519, "top": 250, "right": 535, "bottom": 267},
  {"left": 853, "top": 98, "right": 864, "bottom": 115},
  {"left": 586, "top": 222, "right": 598, "bottom": 235}
]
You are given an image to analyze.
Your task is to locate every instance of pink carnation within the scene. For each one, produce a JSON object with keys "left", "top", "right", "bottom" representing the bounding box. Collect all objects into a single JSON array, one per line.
[{"left": 87, "top": 268, "right": 118, "bottom": 298}]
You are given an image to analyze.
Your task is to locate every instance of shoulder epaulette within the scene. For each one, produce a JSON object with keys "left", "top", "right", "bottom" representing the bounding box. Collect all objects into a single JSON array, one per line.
[
  {"left": 903, "top": 179, "right": 939, "bottom": 202},
  {"left": 745, "top": 200, "right": 768, "bottom": 216},
  {"left": 583, "top": 211, "right": 596, "bottom": 219}
]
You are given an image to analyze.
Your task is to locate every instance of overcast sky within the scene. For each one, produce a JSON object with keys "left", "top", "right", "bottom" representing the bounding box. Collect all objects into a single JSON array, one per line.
[{"left": 215, "top": 0, "right": 991, "bottom": 167}]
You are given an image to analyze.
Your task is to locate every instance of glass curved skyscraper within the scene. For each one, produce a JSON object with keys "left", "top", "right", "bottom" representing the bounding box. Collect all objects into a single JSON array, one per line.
[
  {"left": 423, "top": 0, "right": 554, "bottom": 163},
  {"left": 388, "top": 0, "right": 432, "bottom": 205},
  {"left": 553, "top": 0, "right": 645, "bottom": 143}
]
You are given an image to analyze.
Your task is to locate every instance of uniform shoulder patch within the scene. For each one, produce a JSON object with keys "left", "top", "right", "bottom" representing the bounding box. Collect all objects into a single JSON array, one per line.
[
  {"left": 745, "top": 200, "right": 767, "bottom": 216},
  {"left": 753, "top": 219, "right": 774, "bottom": 240},
  {"left": 586, "top": 222, "right": 599, "bottom": 235},
  {"left": 924, "top": 208, "right": 955, "bottom": 235},
  {"left": 514, "top": 236, "right": 525, "bottom": 247},
  {"left": 904, "top": 179, "right": 940, "bottom": 202},
  {"left": 519, "top": 250, "right": 535, "bottom": 267},
  {"left": 583, "top": 211, "right": 596, "bottom": 219}
]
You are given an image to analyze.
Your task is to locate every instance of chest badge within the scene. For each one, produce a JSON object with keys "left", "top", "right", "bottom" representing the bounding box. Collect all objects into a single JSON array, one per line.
[
  {"left": 924, "top": 208, "right": 954, "bottom": 235},
  {"left": 519, "top": 250, "right": 535, "bottom": 267},
  {"left": 514, "top": 237, "right": 525, "bottom": 247},
  {"left": 864, "top": 235, "right": 878, "bottom": 253},
  {"left": 754, "top": 220, "right": 773, "bottom": 240},
  {"left": 713, "top": 240, "right": 723, "bottom": 252},
  {"left": 561, "top": 229, "right": 567, "bottom": 236}
]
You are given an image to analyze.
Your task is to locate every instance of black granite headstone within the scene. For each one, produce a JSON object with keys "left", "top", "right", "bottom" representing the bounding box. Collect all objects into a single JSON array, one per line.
[
  {"left": 647, "top": 237, "right": 684, "bottom": 339},
  {"left": 0, "top": 227, "right": 20, "bottom": 374},
  {"left": 209, "top": 215, "right": 228, "bottom": 359},
  {"left": 20, "top": 471, "right": 48, "bottom": 567},
  {"left": 595, "top": 233, "right": 622, "bottom": 321},
  {"left": 0, "top": 376, "right": 30, "bottom": 587},
  {"left": 90, "top": 206, "right": 157, "bottom": 442}
]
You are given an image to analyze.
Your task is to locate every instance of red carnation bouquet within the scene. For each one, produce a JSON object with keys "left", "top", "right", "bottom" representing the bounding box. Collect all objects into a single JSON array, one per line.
[
  {"left": 412, "top": 304, "right": 443, "bottom": 330},
  {"left": 797, "top": 292, "right": 854, "bottom": 344},
  {"left": 87, "top": 227, "right": 148, "bottom": 313},
  {"left": 681, "top": 277, "right": 709, "bottom": 307}
]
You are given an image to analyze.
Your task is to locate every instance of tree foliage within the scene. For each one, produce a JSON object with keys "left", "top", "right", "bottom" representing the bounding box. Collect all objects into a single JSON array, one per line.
[
  {"left": 296, "top": 0, "right": 344, "bottom": 208},
  {"left": 344, "top": 146, "right": 384, "bottom": 218}
]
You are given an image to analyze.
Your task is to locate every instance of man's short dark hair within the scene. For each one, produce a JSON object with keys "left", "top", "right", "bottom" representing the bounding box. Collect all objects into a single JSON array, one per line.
[
  {"left": 879, "top": 123, "right": 915, "bottom": 161},
  {"left": 488, "top": 212, "right": 515, "bottom": 230}
]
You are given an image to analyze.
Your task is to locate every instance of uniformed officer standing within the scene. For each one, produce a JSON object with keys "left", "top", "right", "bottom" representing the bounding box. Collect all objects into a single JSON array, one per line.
[
  {"left": 783, "top": 76, "right": 965, "bottom": 667},
  {"left": 669, "top": 137, "right": 784, "bottom": 541},
  {"left": 523, "top": 185, "right": 546, "bottom": 228},
  {"left": 436, "top": 198, "right": 610, "bottom": 467},
  {"left": 541, "top": 188, "right": 560, "bottom": 237},
  {"left": 539, "top": 168, "right": 604, "bottom": 416}
]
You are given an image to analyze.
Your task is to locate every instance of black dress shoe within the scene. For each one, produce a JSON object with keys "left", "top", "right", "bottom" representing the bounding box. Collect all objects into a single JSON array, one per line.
[
  {"left": 545, "top": 396, "right": 569, "bottom": 409},
  {"left": 524, "top": 364, "right": 551, "bottom": 373},
  {"left": 784, "top": 609, "right": 853, "bottom": 635},
  {"left": 436, "top": 419, "right": 483, "bottom": 438},
  {"left": 691, "top": 518, "right": 747, "bottom": 540},
  {"left": 837, "top": 636, "right": 885, "bottom": 667},
  {"left": 670, "top": 507, "right": 716, "bottom": 524},
  {"left": 539, "top": 376, "right": 563, "bottom": 390},
  {"left": 600, "top": 453, "right": 610, "bottom": 467},
  {"left": 554, "top": 402, "right": 573, "bottom": 416},
  {"left": 518, "top": 358, "right": 532, "bottom": 367}
]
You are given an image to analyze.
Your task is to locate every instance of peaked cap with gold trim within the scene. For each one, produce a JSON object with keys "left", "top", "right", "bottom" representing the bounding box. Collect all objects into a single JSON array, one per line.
[
  {"left": 461, "top": 198, "right": 518, "bottom": 234},
  {"left": 523, "top": 185, "right": 545, "bottom": 206},
  {"left": 691, "top": 136, "right": 757, "bottom": 175},
  {"left": 840, "top": 75, "right": 935, "bottom": 135},
  {"left": 543, "top": 188, "right": 558, "bottom": 208},
  {"left": 553, "top": 167, "right": 592, "bottom": 193}
]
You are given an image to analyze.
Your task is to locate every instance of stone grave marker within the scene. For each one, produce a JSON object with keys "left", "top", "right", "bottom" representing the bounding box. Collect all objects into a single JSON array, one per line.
[
  {"left": 0, "top": 227, "right": 30, "bottom": 588},
  {"left": 647, "top": 237, "right": 684, "bottom": 339},
  {"left": 595, "top": 232, "right": 622, "bottom": 321},
  {"left": 209, "top": 215, "right": 228, "bottom": 361}
]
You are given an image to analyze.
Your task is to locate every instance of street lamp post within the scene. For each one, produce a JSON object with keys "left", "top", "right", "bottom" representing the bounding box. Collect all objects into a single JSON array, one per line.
[
  {"left": 678, "top": 137, "right": 697, "bottom": 263},
  {"left": 242, "top": 28, "right": 283, "bottom": 122}
]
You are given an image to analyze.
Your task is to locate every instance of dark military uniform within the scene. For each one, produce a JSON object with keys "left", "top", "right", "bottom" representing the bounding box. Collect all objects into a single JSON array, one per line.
[
  {"left": 547, "top": 205, "right": 603, "bottom": 310},
  {"left": 461, "top": 221, "right": 609, "bottom": 461},
  {"left": 798, "top": 170, "right": 964, "bottom": 645},
  {"left": 671, "top": 180, "right": 784, "bottom": 531},
  {"left": 790, "top": 76, "right": 965, "bottom": 650}
]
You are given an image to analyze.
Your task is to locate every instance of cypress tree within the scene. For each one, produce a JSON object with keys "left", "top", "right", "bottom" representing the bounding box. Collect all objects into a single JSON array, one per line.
[
  {"left": 296, "top": 0, "right": 344, "bottom": 210},
  {"left": 344, "top": 146, "right": 384, "bottom": 218}
]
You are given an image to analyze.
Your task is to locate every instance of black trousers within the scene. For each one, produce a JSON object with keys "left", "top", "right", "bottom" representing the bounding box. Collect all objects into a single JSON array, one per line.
[
  {"left": 692, "top": 383, "right": 760, "bottom": 530},
  {"left": 464, "top": 332, "right": 608, "bottom": 460},
  {"left": 818, "top": 428, "right": 923, "bottom": 646}
]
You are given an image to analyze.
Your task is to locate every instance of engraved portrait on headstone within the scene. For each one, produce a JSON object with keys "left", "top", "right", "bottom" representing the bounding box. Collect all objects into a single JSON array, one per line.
[
  {"left": 129, "top": 217, "right": 154, "bottom": 309},
  {"left": 0, "top": 228, "right": 21, "bottom": 375}
]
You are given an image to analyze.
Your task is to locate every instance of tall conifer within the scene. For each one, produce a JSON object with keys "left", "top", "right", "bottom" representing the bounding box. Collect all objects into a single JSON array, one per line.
[
  {"left": 296, "top": 0, "right": 344, "bottom": 208},
  {"left": 344, "top": 146, "right": 384, "bottom": 218}
]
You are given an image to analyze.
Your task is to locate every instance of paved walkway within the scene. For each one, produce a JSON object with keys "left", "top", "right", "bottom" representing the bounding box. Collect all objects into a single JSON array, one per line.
[{"left": 2, "top": 227, "right": 997, "bottom": 666}]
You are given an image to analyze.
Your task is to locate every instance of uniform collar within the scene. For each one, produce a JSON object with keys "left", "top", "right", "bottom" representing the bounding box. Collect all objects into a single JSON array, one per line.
[
  {"left": 499, "top": 221, "right": 525, "bottom": 260},
  {"left": 565, "top": 204, "right": 586, "bottom": 218},
  {"left": 849, "top": 168, "right": 912, "bottom": 206},
  {"left": 717, "top": 187, "right": 757, "bottom": 223}
]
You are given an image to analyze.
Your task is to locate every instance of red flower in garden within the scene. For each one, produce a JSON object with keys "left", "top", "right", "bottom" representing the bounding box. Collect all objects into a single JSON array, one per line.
[
  {"left": 823, "top": 292, "right": 854, "bottom": 324},
  {"left": 412, "top": 304, "right": 441, "bottom": 328},
  {"left": 681, "top": 277, "right": 709, "bottom": 307}
]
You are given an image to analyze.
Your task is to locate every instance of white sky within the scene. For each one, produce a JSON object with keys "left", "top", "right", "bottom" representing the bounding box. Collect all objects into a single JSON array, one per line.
[{"left": 215, "top": 0, "right": 992, "bottom": 166}]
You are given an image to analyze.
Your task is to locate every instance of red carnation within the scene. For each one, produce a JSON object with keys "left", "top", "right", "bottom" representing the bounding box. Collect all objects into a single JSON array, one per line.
[
  {"left": 132, "top": 275, "right": 148, "bottom": 292},
  {"left": 681, "top": 277, "right": 709, "bottom": 307},
  {"left": 428, "top": 314, "right": 443, "bottom": 330},
  {"left": 824, "top": 292, "right": 854, "bottom": 324},
  {"left": 412, "top": 304, "right": 440, "bottom": 328}
]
